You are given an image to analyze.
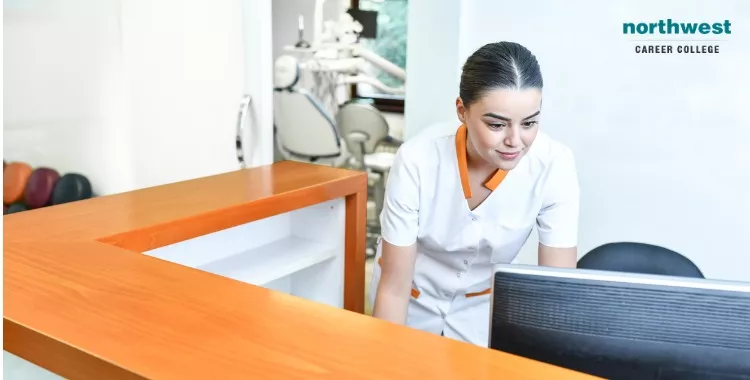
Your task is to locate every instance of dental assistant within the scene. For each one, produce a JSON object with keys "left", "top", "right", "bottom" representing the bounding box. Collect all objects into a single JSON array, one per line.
[{"left": 370, "top": 41, "right": 581, "bottom": 347}]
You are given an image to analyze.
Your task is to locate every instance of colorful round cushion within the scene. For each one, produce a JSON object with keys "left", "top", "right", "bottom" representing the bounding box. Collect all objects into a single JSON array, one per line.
[
  {"left": 6, "top": 203, "right": 29, "bottom": 214},
  {"left": 4, "top": 162, "right": 33, "bottom": 205},
  {"left": 52, "top": 173, "right": 93, "bottom": 205},
  {"left": 25, "top": 167, "right": 61, "bottom": 209}
]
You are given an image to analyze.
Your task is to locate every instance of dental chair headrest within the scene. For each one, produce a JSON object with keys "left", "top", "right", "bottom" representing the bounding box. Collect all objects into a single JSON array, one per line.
[{"left": 274, "top": 55, "right": 300, "bottom": 90}]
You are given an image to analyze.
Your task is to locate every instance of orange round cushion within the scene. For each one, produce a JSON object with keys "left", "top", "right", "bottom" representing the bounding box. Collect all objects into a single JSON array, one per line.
[{"left": 4, "top": 162, "right": 33, "bottom": 204}]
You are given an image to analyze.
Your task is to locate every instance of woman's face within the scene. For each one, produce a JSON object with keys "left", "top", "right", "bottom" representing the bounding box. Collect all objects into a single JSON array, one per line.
[{"left": 456, "top": 88, "right": 542, "bottom": 171}]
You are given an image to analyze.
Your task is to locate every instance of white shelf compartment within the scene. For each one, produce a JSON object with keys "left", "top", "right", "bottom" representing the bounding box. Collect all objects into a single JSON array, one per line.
[
  {"left": 143, "top": 198, "right": 346, "bottom": 308},
  {"left": 197, "top": 236, "right": 336, "bottom": 287}
]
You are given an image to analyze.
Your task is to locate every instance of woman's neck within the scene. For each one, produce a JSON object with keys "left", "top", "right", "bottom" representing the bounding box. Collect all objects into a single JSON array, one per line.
[{"left": 465, "top": 133, "right": 496, "bottom": 172}]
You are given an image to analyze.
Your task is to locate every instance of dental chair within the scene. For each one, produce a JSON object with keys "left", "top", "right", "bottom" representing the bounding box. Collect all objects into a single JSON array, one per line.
[
  {"left": 273, "top": 55, "right": 349, "bottom": 167},
  {"left": 337, "top": 99, "right": 402, "bottom": 256},
  {"left": 274, "top": 89, "right": 350, "bottom": 167}
]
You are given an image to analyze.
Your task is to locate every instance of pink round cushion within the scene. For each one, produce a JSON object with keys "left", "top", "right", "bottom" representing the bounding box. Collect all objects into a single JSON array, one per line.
[{"left": 25, "top": 167, "right": 61, "bottom": 209}]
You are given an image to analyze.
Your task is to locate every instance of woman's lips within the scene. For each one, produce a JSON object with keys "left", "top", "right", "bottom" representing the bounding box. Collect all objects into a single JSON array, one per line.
[{"left": 496, "top": 150, "right": 520, "bottom": 160}]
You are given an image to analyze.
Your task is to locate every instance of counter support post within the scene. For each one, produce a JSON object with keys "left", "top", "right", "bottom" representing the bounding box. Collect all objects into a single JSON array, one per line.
[{"left": 344, "top": 189, "right": 367, "bottom": 313}]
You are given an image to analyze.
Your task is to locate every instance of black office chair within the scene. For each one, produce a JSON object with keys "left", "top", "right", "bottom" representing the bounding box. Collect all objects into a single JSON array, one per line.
[{"left": 577, "top": 242, "right": 704, "bottom": 278}]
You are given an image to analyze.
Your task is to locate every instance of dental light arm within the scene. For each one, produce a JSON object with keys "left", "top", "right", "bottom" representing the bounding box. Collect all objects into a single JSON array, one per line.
[
  {"left": 352, "top": 46, "right": 406, "bottom": 83},
  {"left": 284, "top": 49, "right": 406, "bottom": 96},
  {"left": 339, "top": 74, "right": 405, "bottom": 95}
]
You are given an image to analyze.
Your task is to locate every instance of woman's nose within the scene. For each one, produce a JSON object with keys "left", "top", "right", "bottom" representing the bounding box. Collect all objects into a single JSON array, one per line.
[{"left": 504, "top": 128, "right": 522, "bottom": 147}]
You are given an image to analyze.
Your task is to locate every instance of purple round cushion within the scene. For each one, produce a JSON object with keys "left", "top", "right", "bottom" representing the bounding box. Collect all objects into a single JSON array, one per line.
[{"left": 25, "top": 167, "right": 61, "bottom": 209}]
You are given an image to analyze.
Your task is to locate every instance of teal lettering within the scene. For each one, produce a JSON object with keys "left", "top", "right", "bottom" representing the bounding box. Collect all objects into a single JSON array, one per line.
[
  {"left": 680, "top": 23, "right": 698, "bottom": 34},
  {"left": 622, "top": 20, "right": 732, "bottom": 35},
  {"left": 666, "top": 19, "right": 679, "bottom": 34}
]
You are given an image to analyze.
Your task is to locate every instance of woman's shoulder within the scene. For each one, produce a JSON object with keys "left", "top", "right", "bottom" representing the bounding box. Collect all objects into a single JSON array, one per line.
[
  {"left": 408, "top": 121, "right": 459, "bottom": 142},
  {"left": 395, "top": 122, "right": 458, "bottom": 161}
]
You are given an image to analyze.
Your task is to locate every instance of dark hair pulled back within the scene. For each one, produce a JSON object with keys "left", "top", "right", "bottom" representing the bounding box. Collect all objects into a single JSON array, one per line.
[{"left": 459, "top": 41, "right": 543, "bottom": 107}]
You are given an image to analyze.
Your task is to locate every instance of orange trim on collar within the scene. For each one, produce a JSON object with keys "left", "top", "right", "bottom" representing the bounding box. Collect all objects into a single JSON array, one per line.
[{"left": 455, "top": 124, "right": 508, "bottom": 199}]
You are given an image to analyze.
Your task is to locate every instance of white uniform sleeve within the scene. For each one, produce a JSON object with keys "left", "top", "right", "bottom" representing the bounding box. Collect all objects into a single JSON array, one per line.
[
  {"left": 536, "top": 147, "right": 580, "bottom": 248},
  {"left": 379, "top": 147, "right": 420, "bottom": 247}
]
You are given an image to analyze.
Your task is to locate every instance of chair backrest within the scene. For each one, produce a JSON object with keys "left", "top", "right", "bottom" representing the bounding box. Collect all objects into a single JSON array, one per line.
[
  {"left": 577, "top": 242, "right": 704, "bottom": 278},
  {"left": 274, "top": 88, "right": 342, "bottom": 159},
  {"left": 336, "top": 101, "right": 389, "bottom": 166}
]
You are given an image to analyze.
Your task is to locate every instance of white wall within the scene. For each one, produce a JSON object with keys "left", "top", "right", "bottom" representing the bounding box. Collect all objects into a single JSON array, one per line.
[
  {"left": 119, "top": 0, "right": 248, "bottom": 190},
  {"left": 403, "top": 0, "right": 463, "bottom": 141},
  {"left": 4, "top": 0, "right": 134, "bottom": 195},
  {"left": 407, "top": 0, "right": 750, "bottom": 282},
  {"left": 4, "top": 0, "right": 273, "bottom": 195},
  {"left": 241, "top": 0, "right": 275, "bottom": 168}
]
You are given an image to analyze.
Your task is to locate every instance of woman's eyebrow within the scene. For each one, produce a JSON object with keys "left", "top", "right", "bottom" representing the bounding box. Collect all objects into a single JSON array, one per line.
[
  {"left": 522, "top": 110, "right": 541, "bottom": 120},
  {"left": 483, "top": 110, "right": 541, "bottom": 121},
  {"left": 483, "top": 112, "right": 511, "bottom": 121}
]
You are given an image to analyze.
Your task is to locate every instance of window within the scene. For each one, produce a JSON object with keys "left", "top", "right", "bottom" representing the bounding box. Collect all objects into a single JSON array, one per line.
[{"left": 351, "top": 0, "right": 408, "bottom": 113}]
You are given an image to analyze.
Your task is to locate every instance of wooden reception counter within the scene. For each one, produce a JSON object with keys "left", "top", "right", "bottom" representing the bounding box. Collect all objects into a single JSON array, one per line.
[{"left": 4, "top": 161, "right": 597, "bottom": 379}]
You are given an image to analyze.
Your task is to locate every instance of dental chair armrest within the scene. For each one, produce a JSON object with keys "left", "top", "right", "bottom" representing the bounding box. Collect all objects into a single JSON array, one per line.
[{"left": 347, "top": 131, "right": 370, "bottom": 143}]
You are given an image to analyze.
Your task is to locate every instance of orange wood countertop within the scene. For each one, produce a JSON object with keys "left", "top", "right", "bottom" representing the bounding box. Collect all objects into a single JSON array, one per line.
[{"left": 4, "top": 161, "right": 599, "bottom": 379}]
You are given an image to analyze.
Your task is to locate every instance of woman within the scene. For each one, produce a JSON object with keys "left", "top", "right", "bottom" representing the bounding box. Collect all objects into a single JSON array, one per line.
[{"left": 370, "top": 41, "right": 580, "bottom": 347}]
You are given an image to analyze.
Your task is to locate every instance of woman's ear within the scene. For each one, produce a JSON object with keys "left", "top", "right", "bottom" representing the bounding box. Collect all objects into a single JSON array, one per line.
[{"left": 455, "top": 97, "right": 466, "bottom": 123}]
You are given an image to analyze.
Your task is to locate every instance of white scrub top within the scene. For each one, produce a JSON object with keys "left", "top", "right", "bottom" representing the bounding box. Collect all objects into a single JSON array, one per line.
[{"left": 369, "top": 124, "right": 580, "bottom": 347}]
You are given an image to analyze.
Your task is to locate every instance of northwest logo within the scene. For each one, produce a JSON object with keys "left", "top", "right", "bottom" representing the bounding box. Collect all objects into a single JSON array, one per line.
[{"left": 623, "top": 19, "right": 732, "bottom": 35}]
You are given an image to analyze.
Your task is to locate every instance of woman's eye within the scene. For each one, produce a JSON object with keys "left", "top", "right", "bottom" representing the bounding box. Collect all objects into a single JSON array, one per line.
[
  {"left": 488, "top": 123, "right": 505, "bottom": 129},
  {"left": 522, "top": 121, "right": 538, "bottom": 128}
]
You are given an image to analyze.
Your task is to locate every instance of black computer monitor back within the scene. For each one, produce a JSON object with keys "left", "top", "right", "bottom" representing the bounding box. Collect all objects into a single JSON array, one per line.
[{"left": 490, "top": 265, "right": 750, "bottom": 380}]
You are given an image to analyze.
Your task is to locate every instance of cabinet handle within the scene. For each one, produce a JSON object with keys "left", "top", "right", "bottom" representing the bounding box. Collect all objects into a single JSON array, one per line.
[{"left": 235, "top": 95, "right": 252, "bottom": 169}]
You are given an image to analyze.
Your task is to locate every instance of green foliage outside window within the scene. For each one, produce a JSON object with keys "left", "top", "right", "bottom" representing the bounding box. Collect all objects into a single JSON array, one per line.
[{"left": 358, "top": 0, "right": 407, "bottom": 94}]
